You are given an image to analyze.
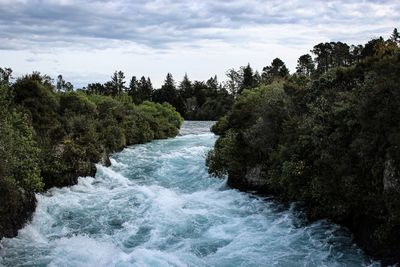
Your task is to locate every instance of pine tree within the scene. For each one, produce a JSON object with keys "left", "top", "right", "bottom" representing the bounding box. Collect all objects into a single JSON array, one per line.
[
  {"left": 128, "top": 76, "right": 139, "bottom": 104},
  {"left": 240, "top": 64, "right": 255, "bottom": 93},
  {"left": 262, "top": 58, "right": 289, "bottom": 82},
  {"left": 137, "top": 76, "right": 152, "bottom": 103},
  {"left": 110, "top": 71, "right": 126, "bottom": 96},
  {"left": 296, "top": 54, "right": 315, "bottom": 76},
  {"left": 179, "top": 73, "right": 192, "bottom": 99}
]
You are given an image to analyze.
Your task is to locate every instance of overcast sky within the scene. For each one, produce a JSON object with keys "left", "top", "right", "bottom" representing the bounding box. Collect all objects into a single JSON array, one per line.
[{"left": 0, "top": 0, "right": 398, "bottom": 88}]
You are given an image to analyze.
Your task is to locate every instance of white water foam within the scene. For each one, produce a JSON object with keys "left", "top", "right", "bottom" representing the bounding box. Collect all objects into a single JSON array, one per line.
[{"left": 0, "top": 121, "right": 380, "bottom": 267}]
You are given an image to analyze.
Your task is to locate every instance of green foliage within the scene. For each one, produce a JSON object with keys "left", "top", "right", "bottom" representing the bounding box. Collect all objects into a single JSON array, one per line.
[
  {"left": 207, "top": 82, "right": 287, "bottom": 178},
  {"left": 138, "top": 101, "right": 183, "bottom": 139},
  {"left": 206, "top": 129, "right": 240, "bottom": 177},
  {"left": 12, "top": 74, "right": 63, "bottom": 143},
  {"left": 262, "top": 58, "right": 289, "bottom": 82},
  {"left": 0, "top": 83, "right": 43, "bottom": 192},
  {"left": 207, "top": 48, "right": 400, "bottom": 261},
  {"left": 83, "top": 69, "right": 236, "bottom": 121}
]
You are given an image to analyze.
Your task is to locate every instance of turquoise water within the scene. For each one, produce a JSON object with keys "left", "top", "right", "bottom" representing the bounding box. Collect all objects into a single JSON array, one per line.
[{"left": 0, "top": 121, "right": 378, "bottom": 266}]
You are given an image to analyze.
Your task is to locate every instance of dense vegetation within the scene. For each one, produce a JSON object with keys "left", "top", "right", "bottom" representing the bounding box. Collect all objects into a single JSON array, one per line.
[
  {"left": 207, "top": 29, "right": 400, "bottom": 263},
  {"left": 85, "top": 70, "right": 234, "bottom": 121},
  {"left": 0, "top": 71, "right": 182, "bottom": 238}
]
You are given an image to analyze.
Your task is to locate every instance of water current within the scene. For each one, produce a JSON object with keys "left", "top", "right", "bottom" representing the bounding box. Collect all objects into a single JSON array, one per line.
[{"left": 0, "top": 121, "right": 379, "bottom": 266}]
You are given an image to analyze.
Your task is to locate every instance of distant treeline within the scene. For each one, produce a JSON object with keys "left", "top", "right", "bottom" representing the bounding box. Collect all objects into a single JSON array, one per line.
[
  {"left": 50, "top": 29, "right": 400, "bottom": 122},
  {"left": 207, "top": 29, "right": 400, "bottom": 264},
  {"left": 83, "top": 73, "right": 233, "bottom": 121},
  {"left": 0, "top": 70, "right": 182, "bottom": 238}
]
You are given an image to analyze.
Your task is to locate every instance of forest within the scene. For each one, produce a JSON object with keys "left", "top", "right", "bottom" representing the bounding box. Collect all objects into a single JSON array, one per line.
[{"left": 207, "top": 29, "right": 400, "bottom": 263}]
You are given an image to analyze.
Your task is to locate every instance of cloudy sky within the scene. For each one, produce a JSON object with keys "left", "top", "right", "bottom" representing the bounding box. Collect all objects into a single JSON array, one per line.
[{"left": 0, "top": 0, "right": 398, "bottom": 87}]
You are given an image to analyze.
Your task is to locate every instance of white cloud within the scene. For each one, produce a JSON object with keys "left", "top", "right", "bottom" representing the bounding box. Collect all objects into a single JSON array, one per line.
[{"left": 0, "top": 0, "right": 398, "bottom": 87}]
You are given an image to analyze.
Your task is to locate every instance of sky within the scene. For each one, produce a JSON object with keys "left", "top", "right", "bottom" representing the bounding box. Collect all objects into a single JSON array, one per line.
[{"left": 0, "top": 0, "right": 398, "bottom": 88}]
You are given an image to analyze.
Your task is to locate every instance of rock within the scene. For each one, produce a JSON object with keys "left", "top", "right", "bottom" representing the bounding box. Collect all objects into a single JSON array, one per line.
[
  {"left": 245, "top": 165, "right": 268, "bottom": 188},
  {"left": 227, "top": 165, "right": 270, "bottom": 193},
  {"left": 53, "top": 143, "right": 65, "bottom": 158},
  {"left": 99, "top": 150, "right": 111, "bottom": 167},
  {"left": 383, "top": 153, "right": 400, "bottom": 193},
  {"left": 0, "top": 183, "right": 36, "bottom": 240}
]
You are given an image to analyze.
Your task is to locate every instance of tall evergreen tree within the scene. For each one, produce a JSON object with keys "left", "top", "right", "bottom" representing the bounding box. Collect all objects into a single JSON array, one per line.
[
  {"left": 296, "top": 54, "right": 315, "bottom": 76},
  {"left": 193, "top": 81, "right": 207, "bottom": 107},
  {"left": 110, "top": 70, "right": 126, "bottom": 96},
  {"left": 311, "top": 43, "right": 332, "bottom": 74},
  {"left": 153, "top": 73, "right": 186, "bottom": 115},
  {"left": 128, "top": 76, "right": 139, "bottom": 103},
  {"left": 179, "top": 73, "right": 192, "bottom": 99},
  {"left": 137, "top": 76, "right": 153, "bottom": 103},
  {"left": 240, "top": 64, "right": 256, "bottom": 93},
  {"left": 206, "top": 75, "right": 219, "bottom": 96},
  {"left": 262, "top": 58, "right": 289, "bottom": 82}
]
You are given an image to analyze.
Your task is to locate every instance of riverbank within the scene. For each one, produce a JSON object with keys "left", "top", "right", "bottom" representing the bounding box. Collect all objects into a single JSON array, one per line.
[{"left": 0, "top": 73, "right": 183, "bottom": 241}]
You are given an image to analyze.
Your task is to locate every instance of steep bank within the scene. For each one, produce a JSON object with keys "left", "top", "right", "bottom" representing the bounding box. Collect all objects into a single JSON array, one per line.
[
  {"left": 206, "top": 53, "right": 400, "bottom": 264},
  {"left": 0, "top": 73, "right": 183, "bottom": 240}
]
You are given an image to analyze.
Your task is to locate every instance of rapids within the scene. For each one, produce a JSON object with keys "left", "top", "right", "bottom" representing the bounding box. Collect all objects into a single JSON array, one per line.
[{"left": 0, "top": 121, "right": 378, "bottom": 266}]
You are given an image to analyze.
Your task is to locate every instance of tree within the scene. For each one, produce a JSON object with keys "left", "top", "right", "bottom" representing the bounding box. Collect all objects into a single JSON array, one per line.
[
  {"left": 206, "top": 75, "right": 219, "bottom": 96},
  {"left": 64, "top": 82, "right": 74, "bottom": 92},
  {"left": 361, "top": 37, "right": 385, "bottom": 58},
  {"left": 87, "top": 83, "right": 105, "bottom": 95},
  {"left": 311, "top": 42, "right": 351, "bottom": 74},
  {"left": 26, "top": 71, "right": 53, "bottom": 89},
  {"left": 224, "top": 69, "right": 241, "bottom": 96},
  {"left": 193, "top": 81, "right": 208, "bottom": 107},
  {"left": 253, "top": 71, "right": 261, "bottom": 86},
  {"left": 391, "top": 28, "right": 400, "bottom": 44},
  {"left": 331, "top": 42, "right": 351, "bottom": 67},
  {"left": 179, "top": 73, "right": 192, "bottom": 99},
  {"left": 240, "top": 64, "right": 257, "bottom": 93},
  {"left": 110, "top": 70, "right": 126, "bottom": 96},
  {"left": 128, "top": 76, "right": 139, "bottom": 103},
  {"left": 153, "top": 73, "right": 186, "bottom": 116},
  {"left": 56, "top": 75, "right": 74, "bottom": 92},
  {"left": 262, "top": 58, "right": 289, "bottom": 82},
  {"left": 137, "top": 76, "right": 153, "bottom": 103},
  {"left": 312, "top": 43, "right": 331, "bottom": 74},
  {"left": 56, "top": 75, "right": 64, "bottom": 92},
  {"left": 296, "top": 54, "right": 315, "bottom": 76}
]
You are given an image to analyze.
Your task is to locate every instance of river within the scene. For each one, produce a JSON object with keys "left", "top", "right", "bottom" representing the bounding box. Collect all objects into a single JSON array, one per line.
[{"left": 0, "top": 121, "right": 378, "bottom": 266}]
